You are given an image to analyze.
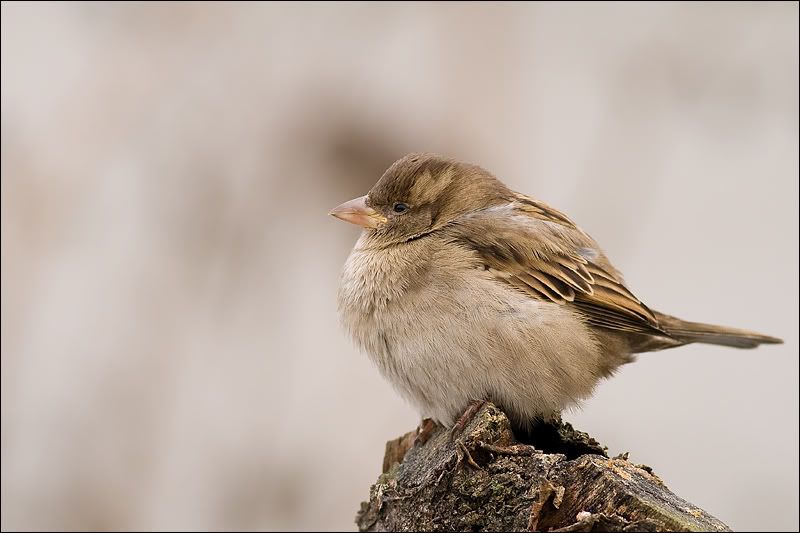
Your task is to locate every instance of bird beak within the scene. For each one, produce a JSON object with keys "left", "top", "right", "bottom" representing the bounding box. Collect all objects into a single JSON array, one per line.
[{"left": 329, "top": 195, "right": 387, "bottom": 229}]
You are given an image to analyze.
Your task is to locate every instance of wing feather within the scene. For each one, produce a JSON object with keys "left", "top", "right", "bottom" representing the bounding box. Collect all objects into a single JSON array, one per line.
[{"left": 446, "top": 196, "right": 669, "bottom": 337}]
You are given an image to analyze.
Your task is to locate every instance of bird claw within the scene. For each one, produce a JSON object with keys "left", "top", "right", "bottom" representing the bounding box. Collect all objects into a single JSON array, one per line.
[{"left": 455, "top": 439, "right": 482, "bottom": 470}]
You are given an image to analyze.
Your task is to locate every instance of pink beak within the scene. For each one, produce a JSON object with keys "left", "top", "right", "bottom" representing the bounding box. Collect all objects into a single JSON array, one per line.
[{"left": 329, "top": 195, "right": 387, "bottom": 229}]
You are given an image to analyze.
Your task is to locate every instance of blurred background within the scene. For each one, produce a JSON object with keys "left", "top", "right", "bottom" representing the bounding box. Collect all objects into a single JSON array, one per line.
[{"left": 1, "top": 2, "right": 798, "bottom": 531}]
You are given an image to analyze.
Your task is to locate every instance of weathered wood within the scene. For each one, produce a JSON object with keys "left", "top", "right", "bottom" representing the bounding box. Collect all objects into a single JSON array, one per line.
[{"left": 356, "top": 403, "right": 730, "bottom": 532}]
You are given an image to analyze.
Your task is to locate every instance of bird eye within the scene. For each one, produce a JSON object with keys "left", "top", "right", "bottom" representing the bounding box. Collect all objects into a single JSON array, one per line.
[{"left": 392, "top": 202, "right": 409, "bottom": 214}]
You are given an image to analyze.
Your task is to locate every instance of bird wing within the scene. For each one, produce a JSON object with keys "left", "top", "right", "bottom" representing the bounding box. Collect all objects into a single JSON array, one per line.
[{"left": 443, "top": 194, "right": 669, "bottom": 336}]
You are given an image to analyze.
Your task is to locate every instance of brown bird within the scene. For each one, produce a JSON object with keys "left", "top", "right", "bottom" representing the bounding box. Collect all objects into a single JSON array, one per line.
[{"left": 331, "top": 153, "right": 782, "bottom": 432}]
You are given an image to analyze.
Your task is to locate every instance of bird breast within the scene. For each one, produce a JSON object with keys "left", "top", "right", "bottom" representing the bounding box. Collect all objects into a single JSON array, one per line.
[{"left": 336, "top": 233, "right": 605, "bottom": 426}]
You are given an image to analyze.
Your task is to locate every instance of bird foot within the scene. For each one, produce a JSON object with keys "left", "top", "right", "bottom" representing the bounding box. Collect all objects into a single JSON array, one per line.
[
  {"left": 455, "top": 439, "right": 482, "bottom": 470},
  {"left": 448, "top": 399, "right": 487, "bottom": 441}
]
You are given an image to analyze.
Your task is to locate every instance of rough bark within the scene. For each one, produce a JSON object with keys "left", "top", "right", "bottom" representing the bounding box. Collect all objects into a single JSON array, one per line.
[{"left": 356, "top": 403, "right": 730, "bottom": 532}]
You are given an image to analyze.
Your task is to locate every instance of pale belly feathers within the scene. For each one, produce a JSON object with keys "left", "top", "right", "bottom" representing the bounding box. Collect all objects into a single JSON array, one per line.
[{"left": 337, "top": 234, "right": 605, "bottom": 427}]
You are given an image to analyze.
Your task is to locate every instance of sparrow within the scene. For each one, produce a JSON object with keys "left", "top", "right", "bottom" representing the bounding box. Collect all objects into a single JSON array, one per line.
[{"left": 331, "top": 153, "right": 782, "bottom": 431}]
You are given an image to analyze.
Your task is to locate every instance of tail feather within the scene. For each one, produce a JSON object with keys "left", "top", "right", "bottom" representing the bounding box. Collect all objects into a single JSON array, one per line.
[{"left": 655, "top": 312, "right": 783, "bottom": 349}]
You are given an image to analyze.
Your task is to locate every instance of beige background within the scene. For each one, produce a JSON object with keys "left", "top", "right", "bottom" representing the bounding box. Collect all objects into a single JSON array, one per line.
[{"left": 1, "top": 2, "right": 798, "bottom": 531}]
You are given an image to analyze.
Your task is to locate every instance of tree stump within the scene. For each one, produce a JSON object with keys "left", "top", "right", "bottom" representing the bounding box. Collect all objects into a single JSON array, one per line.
[{"left": 356, "top": 402, "right": 730, "bottom": 532}]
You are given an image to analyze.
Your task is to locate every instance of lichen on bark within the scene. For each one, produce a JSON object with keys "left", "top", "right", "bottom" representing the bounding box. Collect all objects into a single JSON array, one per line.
[{"left": 356, "top": 403, "right": 730, "bottom": 532}]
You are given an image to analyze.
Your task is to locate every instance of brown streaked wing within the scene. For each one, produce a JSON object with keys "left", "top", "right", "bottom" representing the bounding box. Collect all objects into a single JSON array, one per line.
[
  {"left": 513, "top": 193, "right": 581, "bottom": 229},
  {"left": 450, "top": 198, "right": 670, "bottom": 337}
]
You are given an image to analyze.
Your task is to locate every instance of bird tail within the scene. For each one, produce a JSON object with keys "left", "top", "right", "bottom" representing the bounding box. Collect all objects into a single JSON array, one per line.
[{"left": 654, "top": 312, "right": 783, "bottom": 349}]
